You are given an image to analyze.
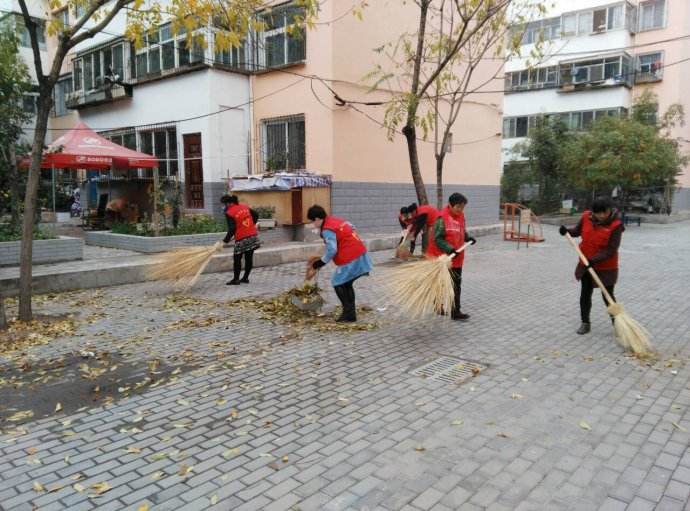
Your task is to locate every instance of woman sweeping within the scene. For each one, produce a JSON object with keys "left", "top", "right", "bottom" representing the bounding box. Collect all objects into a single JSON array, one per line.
[
  {"left": 221, "top": 194, "right": 261, "bottom": 285},
  {"left": 305, "top": 205, "right": 373, "bottom": 322},
  {"left": 559, "top": 196, "right": 624, "bottom": 335},
  {"left": 426, "top": 193, "right": 476, "bottom": 321}
]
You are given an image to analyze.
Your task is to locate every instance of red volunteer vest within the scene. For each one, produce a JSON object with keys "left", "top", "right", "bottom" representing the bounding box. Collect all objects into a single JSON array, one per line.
[
  {"left": 578, "top": 211, "right": 622, "bottom": 271},
  {"left": 415, "top": 204, "right": 439, "bottom": 227},
  {"left": 426, "top": 206, "right": 466, "bottom": 268},
  {"left": 226, "top": 203, "right": 257, "bottom": 241},
  {"left": 322, "top": 216, "right": 367, "bottom": 266}
]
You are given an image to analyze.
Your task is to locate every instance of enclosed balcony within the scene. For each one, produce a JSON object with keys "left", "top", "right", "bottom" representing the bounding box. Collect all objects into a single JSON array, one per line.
[{"left": 558, "top": 54, "right": 633, "bottom": 92}]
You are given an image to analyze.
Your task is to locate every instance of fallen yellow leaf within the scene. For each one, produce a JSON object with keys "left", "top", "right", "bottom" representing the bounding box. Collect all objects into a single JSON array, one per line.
[
  {"left": 33, "top": 481, "right": 45, "bottom": 492},
  {"left": 138, "top": 504, "right": 150, "bottom": 511},
  {"left": 579, "top": 421, "right": 592, "bottom": 431},
  {"left": 54, "top": 402, "right": 62, "bottom": 413}
]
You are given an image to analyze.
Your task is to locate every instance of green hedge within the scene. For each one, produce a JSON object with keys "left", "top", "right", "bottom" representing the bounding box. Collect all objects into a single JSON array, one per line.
[
  {"left": 111, "top": 215, "right": 226, "bottom": 237},
  {"left": 0, "top": 224, "right": 55, "bottom": 242}
]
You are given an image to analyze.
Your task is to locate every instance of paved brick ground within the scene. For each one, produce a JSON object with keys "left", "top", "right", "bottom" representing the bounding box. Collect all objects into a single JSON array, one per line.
[{"left": 1, "top": 223, "right": 689, "bottom": 511}]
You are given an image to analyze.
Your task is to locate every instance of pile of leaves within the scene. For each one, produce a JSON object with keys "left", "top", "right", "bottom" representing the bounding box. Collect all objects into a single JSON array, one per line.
[
  {"left": 287, "top": 283, "right": 323, "bottom": 306},
  {"left": 230, "top": 287, "right": 377, "bottom": 333},
  {"left": 0, "top": 315, "right": 78, "bottom": 357}
]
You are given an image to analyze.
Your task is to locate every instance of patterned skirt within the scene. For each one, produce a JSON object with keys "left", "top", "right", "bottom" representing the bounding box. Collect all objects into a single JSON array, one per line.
[{"left": 234, "top": 235, "right": 261, "bottom": 256}]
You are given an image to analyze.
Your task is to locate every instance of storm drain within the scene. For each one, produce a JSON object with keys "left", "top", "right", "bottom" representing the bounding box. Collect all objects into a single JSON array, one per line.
[{"left": 411, "top": 356, "right": 487, "bottom": 385}]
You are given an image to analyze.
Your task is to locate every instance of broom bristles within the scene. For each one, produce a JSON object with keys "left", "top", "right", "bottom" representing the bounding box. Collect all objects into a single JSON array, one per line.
[
  {"left": 388, "top": 255, "right": 454, "bottom": 318},
  {"left": 147, "top": 242, "right": 223, "bottom": 290},
  {"left": 609, "top": 303, "right": 653, "bottom": 357}
]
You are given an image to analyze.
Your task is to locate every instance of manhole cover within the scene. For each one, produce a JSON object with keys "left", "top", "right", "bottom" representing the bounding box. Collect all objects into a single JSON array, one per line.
[{"left": 411, "top": 356, "right": 487, "bottom": 385}]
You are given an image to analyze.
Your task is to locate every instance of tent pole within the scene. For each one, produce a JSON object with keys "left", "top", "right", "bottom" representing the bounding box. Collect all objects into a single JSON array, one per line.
[
  {"left": 153, "top": 166, "right": 160, "bottom": 236},
  {"left": 51, "top": 165, "right": 56, "bottom": 214}
]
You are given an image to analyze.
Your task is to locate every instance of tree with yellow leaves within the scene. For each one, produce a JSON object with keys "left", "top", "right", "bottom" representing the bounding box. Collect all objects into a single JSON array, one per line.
[{"left": 16, "top": 0, "right": 317, "bottom": 321}]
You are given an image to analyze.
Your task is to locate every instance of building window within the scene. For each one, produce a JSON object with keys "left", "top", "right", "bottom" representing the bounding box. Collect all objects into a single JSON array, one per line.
[
  {"left": 502, "top": 108, "right": 627, "bottom": 138},
  {"left": 505, "top": 66, "right": 558, "bottom": 92},
  {"left": 22, "top": 93, "right": 38, "bottom": 114},
  {"left": 262, "top": 115, "right": 305, "bottom": 170},
  {"left": 259, "top": 4, "right": 306, "bottom": 68},
  {"left": 57, "top": 8, "right": 69, "bottom": 28},
  {"left": 74, "top": 3, "right": 86, "bottom": 19},
  {"left": 138, "top": 128, "right": 178, "bottom": 177},
  {"left": 16, "top": 16, "right": 46, "bottom": 49},
  {"left": 639, "top": 0, "right": 665, "bottom": 31},
  {"left": 135, "top": 23, "right": 204, "bottom": 79},
  {"left": 215, "top": 44, "right": 246, "bottom": 69},
  {"left": 636, "top": 52, "right": 663, "bottom": 82},
  {"left": 73, "top": 60, "right": 82, "bottom": 91},
  {"left": 53, "top": 76, "right": 73, "bottom": 116},
  {"left": 559, "top": 55, "right": 632, "bottom": 87}
]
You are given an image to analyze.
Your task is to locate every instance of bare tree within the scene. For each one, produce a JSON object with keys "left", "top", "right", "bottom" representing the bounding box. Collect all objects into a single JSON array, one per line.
[{"left": 367, "top": 0, "right": 544, "bottom": 205}]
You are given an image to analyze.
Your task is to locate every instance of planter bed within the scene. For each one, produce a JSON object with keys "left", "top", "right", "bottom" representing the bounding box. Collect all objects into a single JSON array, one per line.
[
  {"left": 85, "top": 226, "right": 295, "bottom": 253},
  {"left": 0, "top": 236, "right": 84, "bottom": 266}
]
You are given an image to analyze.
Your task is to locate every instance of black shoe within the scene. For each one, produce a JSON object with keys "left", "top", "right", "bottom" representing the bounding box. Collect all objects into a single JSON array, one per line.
[
  {"left": 240, "top": 277, "right": 250, "bottom": 284},
  {"left": 451, "top": 312, "right": 470, "bottom": 321},
  {"left": 577, "top": 322, "right": 591, "bottom": 335},
  {"left": 336, "top": 315, "right": 357, "bottom": 323},
  {"left": 226, "top": 279, "right": 241, "bottom": 285}
]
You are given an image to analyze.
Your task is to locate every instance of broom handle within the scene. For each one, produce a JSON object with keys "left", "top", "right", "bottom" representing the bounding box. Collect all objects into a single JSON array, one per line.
[
  {"left": 564, "top": 232, "right": 616, "bottom": 307},
  {"left": 184, "top": 242, "right": 224, "bottom": 290},
  {"left": 398, "top": 229, "right": 410, "bottom": 247},
  {"left": 450, "top": 241, "right": 473, "bottom": 259}
]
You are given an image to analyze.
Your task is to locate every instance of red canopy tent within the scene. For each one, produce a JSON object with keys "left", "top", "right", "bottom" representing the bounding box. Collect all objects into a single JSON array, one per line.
[{"left": 20, "top": 121, "right": 157, "bottom": 169}]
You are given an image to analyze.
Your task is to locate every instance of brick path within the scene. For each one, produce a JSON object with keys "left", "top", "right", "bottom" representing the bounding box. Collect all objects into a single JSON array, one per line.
[{"left": 1, "top": 223, "right": 689, "bottom": 511}]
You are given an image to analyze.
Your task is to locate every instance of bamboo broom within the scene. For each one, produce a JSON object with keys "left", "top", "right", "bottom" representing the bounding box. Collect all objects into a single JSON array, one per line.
[
  {"left": 395, "top": 230, "right": 412, "bottom": 259},
  {"left": 388, "top": 241, "right": 473, "bottom": 318},
  {"left": 565, "top": 233, "right": 653, "bottom": 357},
  {"left": 148, "top": 241, "right": 224, "bottom": 292}
]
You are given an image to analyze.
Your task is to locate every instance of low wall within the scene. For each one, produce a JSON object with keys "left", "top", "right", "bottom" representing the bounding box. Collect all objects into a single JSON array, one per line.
[
  {"left": 0, "top": 236, "right": 83, "bottom": 267},
  {"left": 85, "top": 226, "right": 295, "bottom": 253}
]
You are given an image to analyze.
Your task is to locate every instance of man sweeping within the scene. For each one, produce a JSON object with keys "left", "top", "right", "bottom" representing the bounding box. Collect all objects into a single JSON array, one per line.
[
  {"left": 221, "top": 195, "right": 261, "bottom": 285},
  {"left": 559, "top": 196, "right": 624, "bottom": 335},
  {"left": 426, "top": 193, "right": 476, "bottom": 321},
  {"left": 408, "top": 202, "right": 439, "bottom": 254},
  {"left": 305, "top": 205, "right": 373, "bottom": 322}
]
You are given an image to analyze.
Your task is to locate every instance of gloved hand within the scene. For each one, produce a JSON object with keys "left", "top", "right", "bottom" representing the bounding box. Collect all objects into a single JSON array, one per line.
[
  {"left": 312, "top": 259, "right": 326, "bottom": 270},
  {"left": 466, "top": 237, "right": 477, "bottom": 245},
  {"left": 559, "top": 225, "right": 568, "bottom": 236}
]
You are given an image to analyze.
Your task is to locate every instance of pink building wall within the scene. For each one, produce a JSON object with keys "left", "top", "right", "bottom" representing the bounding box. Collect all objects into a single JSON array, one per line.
[
  {"left": 251, "top": 0, "right": 504, "bottom": 188},
  {"left": 632, "top": 0, "right": 690, "bottom": 189}
]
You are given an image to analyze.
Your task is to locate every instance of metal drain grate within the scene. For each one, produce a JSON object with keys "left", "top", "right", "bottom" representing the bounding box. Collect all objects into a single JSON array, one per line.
[{"left": 411, "top": 356, "right": 487, "bottom": 385}]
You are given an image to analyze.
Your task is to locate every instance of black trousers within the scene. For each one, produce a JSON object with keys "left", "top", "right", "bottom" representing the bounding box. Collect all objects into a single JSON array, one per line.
[
  {"left": 450, "top": 267, "right": 462, "bottom": 318},
  {"left": 580, "top": 272, "right": 615, "bottom": 323},
  {"left": 232, "top": 250, "right": 255, "bottom": 281},
  {"left": 333, "top": 279, "right": 357, "bottom": 320}
]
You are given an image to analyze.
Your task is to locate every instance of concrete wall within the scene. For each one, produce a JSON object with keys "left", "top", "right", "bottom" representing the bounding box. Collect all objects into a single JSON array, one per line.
[
  {"left": 332, "top": 182, "right": 500, "bottom": 233},
  {"left": 0, "top": 236, "right": 83, "bottom": 266},
  {"left": 674, "top": 187, "right": 690, "bottom": 212}
]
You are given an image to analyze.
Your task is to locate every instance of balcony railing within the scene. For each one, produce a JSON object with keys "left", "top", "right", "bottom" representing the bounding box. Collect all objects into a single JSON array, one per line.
[{"left": 66, "top": 82, "right": 133, "bottom": 109}]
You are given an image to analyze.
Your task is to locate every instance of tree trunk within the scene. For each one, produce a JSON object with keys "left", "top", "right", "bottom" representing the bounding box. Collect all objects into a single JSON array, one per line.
[
  {"left": 402, "top": 125, "right": 428, "bottom": 205},
  {"left": 0, "top": 295, "right": 6, "bottom": 330},
  {"left": 18, "top": 89, "right": 52, "bottom": 321},
  {"left": 8, "top": 144, "right": 21, "bottom": 227},
  {"left": 435, "top": 152, "right": 446, "bottom": 209}
]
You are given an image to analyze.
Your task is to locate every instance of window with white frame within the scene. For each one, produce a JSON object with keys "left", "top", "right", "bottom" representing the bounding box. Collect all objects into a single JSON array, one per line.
[
  {"left": 559, "top": 3, "right": 628, "bottom": 38},
  {"left": 503, "top": 108, "right": 628, "bottom": 138},
  {"left": 505, "top": 66, "right": 558, "bottom": 92},
  {"left": 135, "top": 23, "right": 204, "bottom": 79},
  {"left": 16, "top": 15, "right": 46, "bottom": 49},
  {"left": 53, "top": 76, "right": 73, "bottom": 116},
  {"left": 138, "top": 128, "right": 178, "bottom": 177},
  {"left": 559, "top": 55, "right": 632, "bottom": 87},
  {"left": 639, "top": 0, "right": 665, "bottom": 31},
  {"left": 262, "top": 115, "right": 305, "bottom": 170},
  {"left": 636, "top": 52, "right": 663, "bottom": 81},
  {"left": 57, "top": 8, "right": 69, "bottom": 28},
  {"left": 259, "top": 4, "right": 306, "bottom": 68}
]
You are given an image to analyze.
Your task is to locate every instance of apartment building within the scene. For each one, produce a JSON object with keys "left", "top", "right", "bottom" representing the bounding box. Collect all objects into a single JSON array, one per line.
[
  {"left": 7, "top": 1, "right": 506, "bottom": 230},
  {"left": 502, "top": 0, "right": 690, "bottom": 212}
]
